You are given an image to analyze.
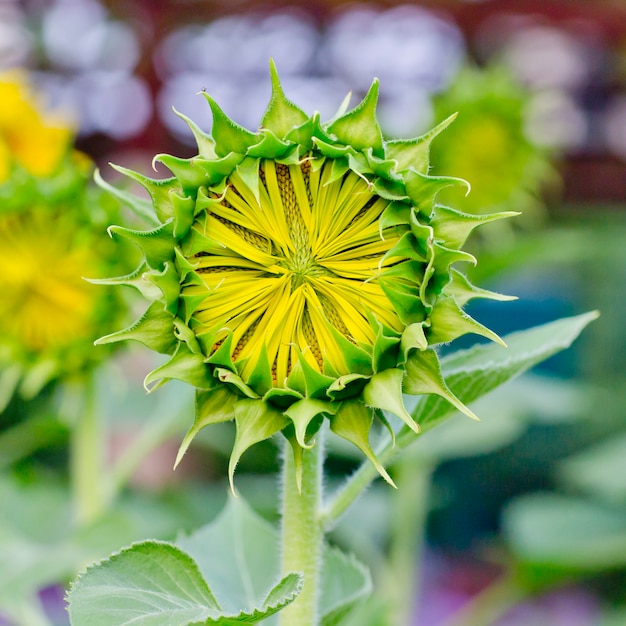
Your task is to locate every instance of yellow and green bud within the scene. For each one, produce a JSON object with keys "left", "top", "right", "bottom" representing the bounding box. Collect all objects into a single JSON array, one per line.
[{"left": 98, "top": 62, "right": 515, "bottom": 487}]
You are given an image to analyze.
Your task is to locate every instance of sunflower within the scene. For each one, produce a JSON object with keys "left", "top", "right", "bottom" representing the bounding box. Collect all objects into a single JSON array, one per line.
[
  {"left": 430, "top": 64, "right": 556, "bottom": 218},
  {"left": 0, "top": 71, "right": 126, "bottom": 411},
  {"left": 98, "top": 62, "right": 514, "bottom": 487}
]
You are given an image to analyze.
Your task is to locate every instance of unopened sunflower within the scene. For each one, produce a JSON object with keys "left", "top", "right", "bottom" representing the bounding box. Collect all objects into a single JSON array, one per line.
[
  {"left": 98, "top": 62, "right": 514, "bottom": 487},
  {"left": 0, "top": 71, "right": 126, "bottom": 410}
]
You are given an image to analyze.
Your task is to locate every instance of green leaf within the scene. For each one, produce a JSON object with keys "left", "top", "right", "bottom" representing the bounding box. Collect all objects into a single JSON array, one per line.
[
  {"left": 320, "top": 547, "right": 372, "bottom": 626},
  {"left": 557, "top": 433, "right": 626, "bottom": 504},
  {"left": 502, "top": 493, "right": 626, "bottom": 578},
  {"left": 414, "top": 311, "right": 600, "bottom": 430},
  {"left": 67, "top": 541, "right": 222, "bottom": 625},
  {"left": 177, "top": 497, "right": 301, "bottom": 620}
]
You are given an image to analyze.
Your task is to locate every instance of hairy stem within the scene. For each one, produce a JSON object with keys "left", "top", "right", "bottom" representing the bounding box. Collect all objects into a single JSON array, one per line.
[{"left": 279, "top": 432, "right": 325, "bottom": 626}]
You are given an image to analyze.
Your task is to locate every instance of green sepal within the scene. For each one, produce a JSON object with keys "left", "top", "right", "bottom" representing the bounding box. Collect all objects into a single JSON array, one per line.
[
  {"left": 327, "top": 79, "right": 384, "bottom": 157},
  {"left": 172, "top": 106, "right": 217, "bottom": 159},
  {"left": 431, "top": 242, "right": 477, "bottom": 274},
  {"left": 286, "top": 112, "right": 333, "bottom": 152},
  {"left": 180, "top": 290, "right": 209, "bottom": 325},
  {"left": 246, "top": 342, "right": 273, "bottom": 396},
  {"left": 379, "top": 275, "right": 427, "bottom": 325},
  {"left": 370, "top": 316, "right": 401, "bottom": 373},
  {"left": 264, "top": 386, "right": 303, "bottom": 409},
  {"left": 171, "top": 189, "right": 196, "bottom": 240},
  {"left": 214, "top": 367, "right": 259, "bottom": 399},
  {"left": 86, "top": 263, "right": 161, "bottom": 300},
  {"left": 380, "top": 201, "right": 411, "bottom": 230},
  {"left": 202, "top": 93, "right": 259, "bottom": 157},
  {"left": 181, "top": 224, "right": 230, "bottom": 257},
  {"left": 362, "top": 368, "right": 418, "bottom": 433},
  {"left": 386, "top": 113, "right": 457, "bottom": 175},
  {"left": 284, "top": 398, "right": 337, "bottom": 449},
  {"left": 446, "top": 268, "right": 517, "bottom": 306},
  {"left": 144, "top": 261, "right": 180, "bottom": 315},
  {"left": 400, "top": 322, "right": 429, "bottom": 362},
  {"left": 292, "top": 349, "right": 336, "bottom": 399},
  {"left": 328, "top": 326, "right": 373, "bottom": 376},
  {"left": 144, "top": 342, "right": 214, "bottom": 392},
  {"left": 427, "top": 296, "right": 506, "bottom": 347},
  {"left": 173, "top": 317, "right": 203, "bottom": 354},
  {"left": 233, "top": 157, "right": 261, "bottom": 206},
  {"left": 313, "top": 138, "right": 354, "bottom": 160},
  {"left": 371, "top": 177, "right": 409, "bottom": 201},
  {"left": 175, "top": 386, "right": 236, "bottom": 469},
  {"left": 430, "top": 205, "right": 520, "bottom": 250},
  {"left": 404, "top": 348, "right": 478, "bottom": 421},
  {"left": 95, "top": 300, "right": 176, "bottom": 354},
  {"left": 194, "top": 152, "right": 245, "bottom": 186},
  {"left": 364, "top": 148, "right": 403, "bottom": 181},
  {"left": 152, "top": 154, "right": 209, "bottom": 194},
  {"left": 261, "top": 59, "right": 309, "bottom": 139},
  {"left": 382, "top": 231, "right": 428, "bottom": 264},
  {"left": 327, "top": 373, "right": 370, "bottom": 401},
  {"left": 109, "top": 163, "right": 180, "bottom": 223},
  {"left": 326, "top": 157, "right": 351, "bottom": 184},
  {"left": 329, "top": 400, "right": 395, "bottom": 487},
  {"left": 405, "top": 170, "right": 469, "bottom": 217},
  {"left": 284, "top": 428, "right": 306, "bottom": 493},
  {"left": 174, "top": 246, "right": 199, "bottom": 282},
  {"left": 108, "top": 219, "right": 175, "bottom": 270},
  {"left": 229, "top": 399, "right": 290, "bottom": 493},
  {"left": 94, "top": 168, "right": 158, "bottom": 225},
  {"left": 247, "top": 129, "right": 291, "bottom": 159},
  {"left": 205, "top": 332, "right": 236, "bottom": 371}
]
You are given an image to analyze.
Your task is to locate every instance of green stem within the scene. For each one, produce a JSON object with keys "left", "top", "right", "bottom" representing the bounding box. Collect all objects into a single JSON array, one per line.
[
  {"left": 70, "top": 376, "right": 106, "bottom": 526},
  {"left": 278, "top": 432, "right": 325, "bottom": 626},
  {"left": 385, "top": 454, "right": 433, "bottom": 626}
]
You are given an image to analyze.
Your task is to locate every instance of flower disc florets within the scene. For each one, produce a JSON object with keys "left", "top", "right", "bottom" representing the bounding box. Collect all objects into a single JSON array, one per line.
[{"left": 99, "top": 62, "right": 515, "bottom": 487}]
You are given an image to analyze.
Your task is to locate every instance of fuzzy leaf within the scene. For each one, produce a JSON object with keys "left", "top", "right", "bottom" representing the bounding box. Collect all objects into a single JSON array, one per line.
[
  {"left": 67, "top": 541, "right": 222, "bottom": 626},
  {"left": 414, "top": 311, "right": 600, "bottom": 430},
  {"left": 320, "top": 546, "right": 372, "bottom": 626},
  {"left": 178, "top": 497, "right": 302, "bottom": 622}
]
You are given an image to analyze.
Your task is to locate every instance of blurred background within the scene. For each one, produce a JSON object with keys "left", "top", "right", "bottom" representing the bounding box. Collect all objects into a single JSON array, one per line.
[{"left": 1, "top": 1, "right": 626, "bottom": 625}]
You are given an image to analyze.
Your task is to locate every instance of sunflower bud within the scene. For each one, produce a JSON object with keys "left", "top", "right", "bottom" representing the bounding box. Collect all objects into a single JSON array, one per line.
[{"left": 98, "top": 61, "right": 515, "bottom": 487}]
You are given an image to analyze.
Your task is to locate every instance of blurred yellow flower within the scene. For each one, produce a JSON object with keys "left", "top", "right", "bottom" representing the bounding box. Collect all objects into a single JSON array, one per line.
[{"left": 0, "top": 70, "right": 73, "bottom": 182}]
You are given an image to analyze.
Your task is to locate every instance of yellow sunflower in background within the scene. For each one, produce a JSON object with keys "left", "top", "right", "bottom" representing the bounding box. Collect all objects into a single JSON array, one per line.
[
  {"left": 0, "top": 70, "right": 128, "bottom": 411},
  {"left": 430, "top": 64, "right": 558, "bottom": 222}
]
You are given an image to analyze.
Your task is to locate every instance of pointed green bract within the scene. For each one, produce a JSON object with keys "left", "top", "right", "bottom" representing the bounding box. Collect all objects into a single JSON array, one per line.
[{"left": 96, "top": 61, "right": 514, "bottom": 484}]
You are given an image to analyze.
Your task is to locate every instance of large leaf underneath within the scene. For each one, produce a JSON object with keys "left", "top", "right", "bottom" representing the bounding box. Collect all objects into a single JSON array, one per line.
[
  {"left": 413, "top": 311, "right": 599, "bottom": 431},
  {"left": 68, "top": 497, "right": 369, "bottom": 625},
  {"left": 68, "top": 541, "right": 221, "bottom": 625}
]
